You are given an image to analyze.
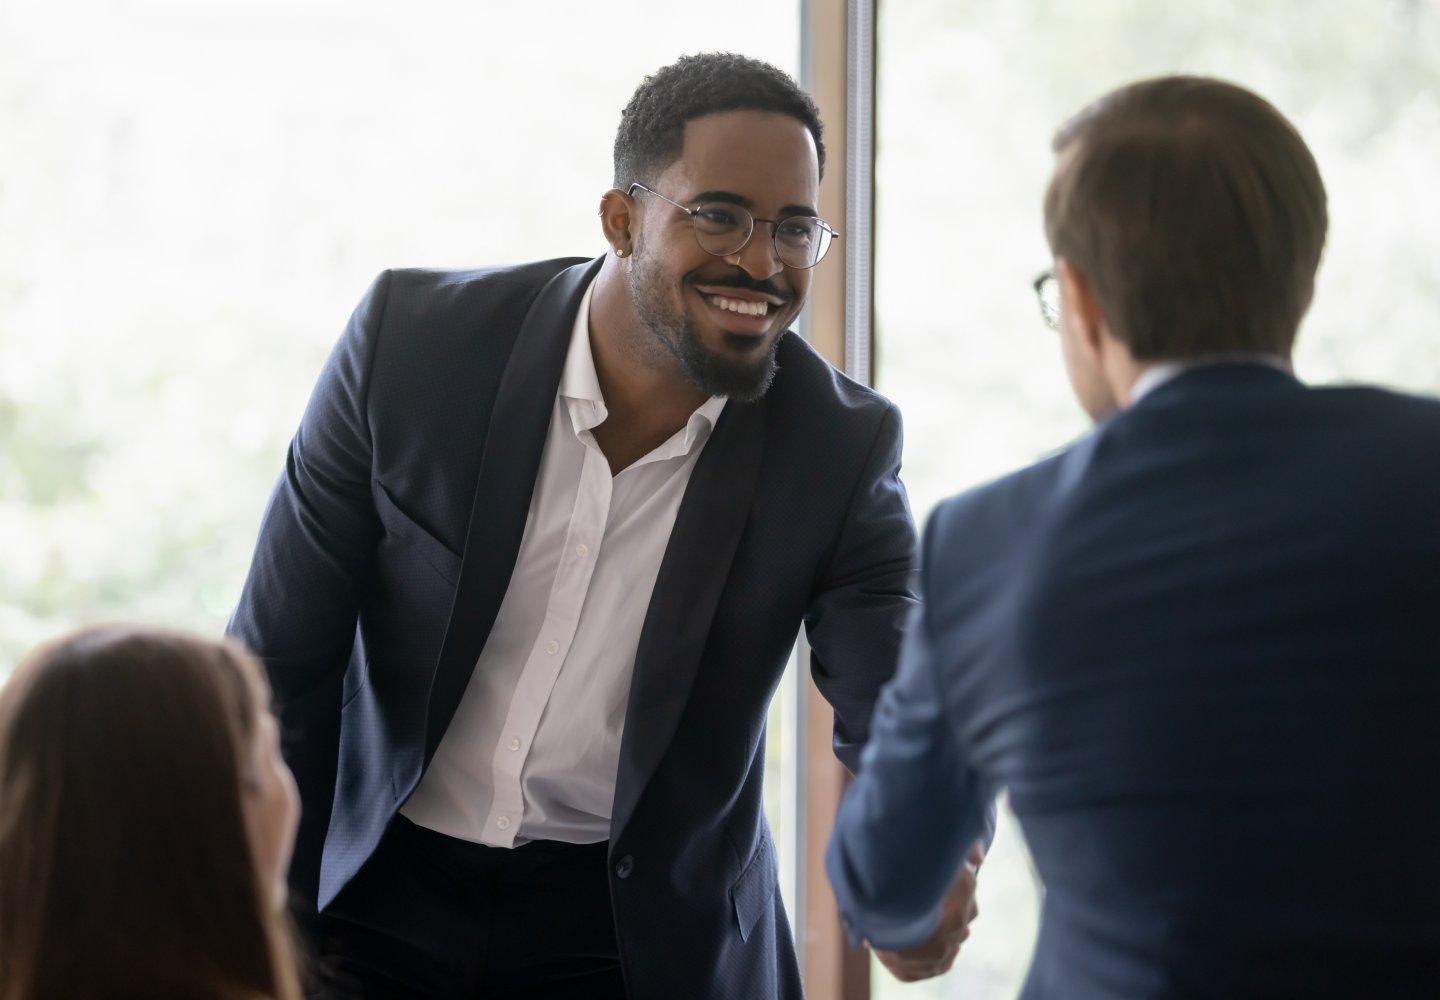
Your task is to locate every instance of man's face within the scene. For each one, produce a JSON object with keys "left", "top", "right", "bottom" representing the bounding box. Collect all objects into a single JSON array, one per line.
[{"left": 626, "top": 109, "right": 820, "bottom": 402}]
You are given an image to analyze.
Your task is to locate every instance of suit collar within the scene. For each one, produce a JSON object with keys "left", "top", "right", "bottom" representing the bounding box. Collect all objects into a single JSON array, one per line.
[
  {"left": 1130, "top": 358, "right": 1302, "bottom": 411},
  {"left": 423, "top": 253, "right": 767, "bottom": 819},
  {"left": 425, "top": 256, "right": 602, "bottom": 764},
  {"left": 559, "top": 274, "right": 604, "bottom": 408},
  {"left": 1063, "top": 361, "right": 1303, "bottom": 495},
  {"left": 1128, "top": 355, "right": 1295, "bottom": 407},
  {"left": 610, "top": 392, "right": 767, "bottom": 842}
]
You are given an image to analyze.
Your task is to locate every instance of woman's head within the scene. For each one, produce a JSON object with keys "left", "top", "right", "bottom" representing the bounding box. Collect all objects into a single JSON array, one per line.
[{"left": 0, "top": 626, "right": 300, "bottom": 999}]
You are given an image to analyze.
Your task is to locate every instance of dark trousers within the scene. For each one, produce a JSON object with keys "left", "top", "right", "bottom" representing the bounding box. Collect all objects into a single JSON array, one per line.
[{"left": 310, "top": 816, "right": 627, "bottom": 999}]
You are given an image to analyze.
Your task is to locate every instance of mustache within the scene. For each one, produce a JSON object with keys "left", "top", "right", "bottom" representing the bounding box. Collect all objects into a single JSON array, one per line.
[{"left": 691, "top": 272, "right": 794, "bottom": 304}]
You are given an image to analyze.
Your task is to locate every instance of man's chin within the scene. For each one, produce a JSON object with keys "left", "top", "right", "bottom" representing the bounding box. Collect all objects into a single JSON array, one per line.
[
  {"left": 716, "top": 329, "right": 773, "bottom": 358},
  {"left": 679, "top": 344, "right": 779, "bottom": 402}
]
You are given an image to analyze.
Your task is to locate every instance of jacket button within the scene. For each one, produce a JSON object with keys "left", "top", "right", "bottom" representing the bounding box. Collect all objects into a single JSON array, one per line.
[{"left": 615, "top": 855, "right": 634, "bottom": 879}]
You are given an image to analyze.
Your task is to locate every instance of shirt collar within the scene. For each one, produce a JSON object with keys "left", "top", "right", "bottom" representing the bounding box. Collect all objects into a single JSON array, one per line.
[
  {"left": 560, "top": 278, "right": 606, "bottom": 428},
  {"left": 1127, "top": 353, "right": 1293, "bottom": 407},
  {"left": 560, "top": 277, "right": 727, "bottom": 449}
]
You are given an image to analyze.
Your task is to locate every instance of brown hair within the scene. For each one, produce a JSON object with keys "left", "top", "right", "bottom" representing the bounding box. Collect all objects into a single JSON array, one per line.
[
  {"left": 1044, "top": 75, "right": 1328, "bottom": 360},
  {"left": 0, "top": 626, "right": 302, "bottom": 1000}
]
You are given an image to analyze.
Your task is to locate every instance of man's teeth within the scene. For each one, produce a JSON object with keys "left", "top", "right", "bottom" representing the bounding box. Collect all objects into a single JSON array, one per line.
[{"left": 704, "top": 294, "right": 769, "bottom": 317}]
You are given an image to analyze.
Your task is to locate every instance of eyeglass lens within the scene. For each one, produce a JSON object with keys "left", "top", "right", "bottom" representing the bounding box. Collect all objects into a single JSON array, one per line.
[
  {"left": 1037, "top": 274, "right": 1061, "bottom": 329},
  {"left": 691, "top": 203, "right": 833, "bottom": 269}
]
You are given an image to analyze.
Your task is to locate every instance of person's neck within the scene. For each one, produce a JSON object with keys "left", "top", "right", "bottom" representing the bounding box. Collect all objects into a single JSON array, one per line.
[
  {"left": 1116, "top": 358, "right": 1175, "bottom": 408},
  {"left": 1091, "top": 339, "right": 1147, "bottom": 410},
  {"left": 586, "top": 260, "right": 711, "bottom": 472},
  {"left": 589, "top": 259, "right": 709, "bottom": 418},
  {"left": 1118, "top": 352, "right": 1294, "bottom": 408}
]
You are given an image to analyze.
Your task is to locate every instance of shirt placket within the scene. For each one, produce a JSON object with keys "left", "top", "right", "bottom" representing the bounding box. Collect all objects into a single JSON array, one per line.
[{"left": 481, "top": 420, "right": 611, "bottom": 846}]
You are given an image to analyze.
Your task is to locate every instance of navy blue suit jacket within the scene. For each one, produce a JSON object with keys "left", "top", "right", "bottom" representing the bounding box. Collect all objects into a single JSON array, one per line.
[
  {"left": 828, "top": 364, "right": 1440, "bottom": 998},
  {"left": 230, "top": 257, "right": 916, "bottom": 1000}
]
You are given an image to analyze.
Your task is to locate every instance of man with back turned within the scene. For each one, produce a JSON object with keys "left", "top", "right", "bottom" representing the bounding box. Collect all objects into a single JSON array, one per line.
[{"left": 829, "top": 75, "right": 1440, "bottom": 997}]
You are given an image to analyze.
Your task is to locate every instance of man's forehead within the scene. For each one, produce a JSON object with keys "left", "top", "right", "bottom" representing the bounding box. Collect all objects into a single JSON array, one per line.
[{"left": 664, "top": 110, "right": 820, "bottom": 207}]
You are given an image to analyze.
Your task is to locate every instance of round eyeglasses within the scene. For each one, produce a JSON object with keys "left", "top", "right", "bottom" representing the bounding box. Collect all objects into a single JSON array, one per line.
[
  {"left": 628, "top": 182, "right": 839, "bottom": 270},
  {"left": 1033, "top": 268, "right": 1061, "bottom": 331}
]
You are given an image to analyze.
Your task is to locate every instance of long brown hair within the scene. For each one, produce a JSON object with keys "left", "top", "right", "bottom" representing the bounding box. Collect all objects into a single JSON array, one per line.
[{"left": 0, "top": 626, "right": 302, "bottom": 1000}]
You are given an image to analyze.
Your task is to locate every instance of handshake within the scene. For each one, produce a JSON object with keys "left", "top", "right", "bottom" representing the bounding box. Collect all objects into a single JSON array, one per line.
[{"left": 10, "top": 47, "right": 1437, "bottom": 1000}]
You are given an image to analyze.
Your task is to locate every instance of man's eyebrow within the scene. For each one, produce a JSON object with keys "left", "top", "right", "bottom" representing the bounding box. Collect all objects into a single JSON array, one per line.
[
  {"left": 780, "top": 203, "right": 820, "bottom": 218},
  {"left": 688, "top": 190, "right": 822, "bottom": 218},
  {"left": 688, "top": 190, "right": 754, "bottom": 208}
]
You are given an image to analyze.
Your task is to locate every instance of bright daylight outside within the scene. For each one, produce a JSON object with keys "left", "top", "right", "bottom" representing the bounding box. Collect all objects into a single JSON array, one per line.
[{"left": 3, "top": 1, "right": 1438, "bottom": 998}]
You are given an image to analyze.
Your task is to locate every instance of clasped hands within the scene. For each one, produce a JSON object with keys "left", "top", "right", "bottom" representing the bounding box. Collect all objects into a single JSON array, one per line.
[{"left": 870, "top": 844, "right": 984, "bottom": 983}]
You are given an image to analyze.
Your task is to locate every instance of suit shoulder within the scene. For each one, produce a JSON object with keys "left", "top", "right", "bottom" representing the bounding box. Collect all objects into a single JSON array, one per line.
[
  {"left": 913, "top": 445, "right": 1082, "bottom": 636},
  {"left": 770, "top": 332, "right": 897, "bottom": 428},
  {"left": 1309, "top": 382, "right": 1440, "bottom": 425},
  {"left": 358, "top": 258, "right": 593, "bottom": 402},
  {"left": 1293, "top": 383, "right": 1440, "bottom": 468},
  {"left": 379, "top": 257, "right": 592, "bottom": 326},
  {"left": 927, "top": 443, "right": 1078, "bottom": 555}
]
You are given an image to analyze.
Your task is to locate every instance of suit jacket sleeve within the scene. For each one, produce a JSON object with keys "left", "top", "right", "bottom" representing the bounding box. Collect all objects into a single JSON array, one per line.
[
  {"left": 227, "top": 271, "right": 389, "bottom": 899},
  {"left": 824, "top": 510, "right": 995, "bottom": 950},
  {"left": 803, "top": 401, "right": 918, "bottom": 773}
]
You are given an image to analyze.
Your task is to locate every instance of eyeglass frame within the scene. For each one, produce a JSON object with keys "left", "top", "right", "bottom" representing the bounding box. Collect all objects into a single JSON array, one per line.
[
  {"left": 626, "top": 182, "right": 840, "bottom": 270},
  {"left": 1033, "top": 268, "right": 1060, "bottom": 331}
]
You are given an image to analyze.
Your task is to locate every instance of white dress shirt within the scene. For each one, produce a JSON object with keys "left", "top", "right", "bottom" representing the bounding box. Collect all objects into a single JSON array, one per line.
[
  {"left": 401, "top": 278, "right": 727, "bottom": 847},
  {"left": 1128, "top": 354, "right": 1293, "bottom": 406}
]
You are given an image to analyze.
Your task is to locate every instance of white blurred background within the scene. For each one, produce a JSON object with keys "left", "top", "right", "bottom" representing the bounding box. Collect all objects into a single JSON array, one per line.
[{"left": 2, "top": 1, "right": 1437, "bottom": 997}]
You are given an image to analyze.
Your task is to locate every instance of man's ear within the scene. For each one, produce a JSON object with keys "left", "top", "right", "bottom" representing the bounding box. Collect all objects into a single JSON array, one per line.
[
  {"left": 1056, "top": 256, "right": 1105, "bottom": 356},
  {"left": 599, "top": 188, "right": 636, "bottom": 258}
]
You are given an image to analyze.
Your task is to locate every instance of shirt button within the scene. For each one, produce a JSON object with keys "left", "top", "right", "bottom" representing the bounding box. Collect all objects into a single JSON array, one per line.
[
  {"left": 545, "top": 640, "right": 559, "bottom": 655},
  {"left": 576, "top": 543, "right": 589, "bottom": 558},
  {"left": 614, "top": 855, "right": 634, "bottom": 879},
  {"left": 496, "top": 816, "right": 511, "bottom": 830},
  {"left": 508, "top": 738, "right": 521, "bottom": 752}
]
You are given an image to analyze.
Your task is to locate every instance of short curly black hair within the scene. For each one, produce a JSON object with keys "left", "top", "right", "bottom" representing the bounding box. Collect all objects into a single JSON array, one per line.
[{"left": 613, "top": 52, "right": 826, "bottom": 189}]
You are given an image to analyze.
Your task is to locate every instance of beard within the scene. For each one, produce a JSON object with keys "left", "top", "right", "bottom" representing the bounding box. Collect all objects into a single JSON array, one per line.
[{"left": 625, "top": 244, "right": 781, "bottom": 403}]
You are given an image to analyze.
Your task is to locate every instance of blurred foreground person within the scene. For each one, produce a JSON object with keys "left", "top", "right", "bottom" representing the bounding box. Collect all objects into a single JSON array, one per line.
[
  {"left": 230, "top": 52, "right": 974, "bottom": 999},
  {"left": 828, "top": 75, "right": 1440, "bottom": 997},
  {"left": 0, "top": 626, "right": 302, "bottom": 999}
]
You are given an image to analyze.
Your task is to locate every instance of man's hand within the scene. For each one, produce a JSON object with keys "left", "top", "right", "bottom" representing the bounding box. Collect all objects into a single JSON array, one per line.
[{"left": 872, "top": 844, "right": 984, "bottom": 983}]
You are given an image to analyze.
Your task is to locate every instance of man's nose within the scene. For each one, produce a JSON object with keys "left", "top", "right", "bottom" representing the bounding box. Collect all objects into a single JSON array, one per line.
[{"left": 725, "top": 229, "right": 785, "bottom": 282}]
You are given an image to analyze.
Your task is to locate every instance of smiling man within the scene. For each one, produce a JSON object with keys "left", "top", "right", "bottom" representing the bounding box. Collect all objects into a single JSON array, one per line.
[{"left": 230, "top": 53, "right": 975, "bottom": 999}]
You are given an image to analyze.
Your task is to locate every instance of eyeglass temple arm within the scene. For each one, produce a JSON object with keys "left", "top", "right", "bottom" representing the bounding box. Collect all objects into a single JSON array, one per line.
[{"left": 627, "top": 182, "right": 694, "bottom": 216}]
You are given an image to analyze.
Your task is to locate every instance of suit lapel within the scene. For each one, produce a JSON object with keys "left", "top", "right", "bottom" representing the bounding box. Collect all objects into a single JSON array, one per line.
[
  {"left": 610, "top": 394, "right": 767, "bottom": 841},
  {"left": 425, "top": 257, "right": 602, "bottom": 762}
]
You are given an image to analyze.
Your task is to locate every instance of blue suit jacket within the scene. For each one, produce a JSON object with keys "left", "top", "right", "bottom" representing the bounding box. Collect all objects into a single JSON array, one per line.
[
  {"left": 828, "top": 364, "right": 1440, "bottom": 998},
  {"left": 230, "top": 257, "right": 916, "bottom": 1000}
]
